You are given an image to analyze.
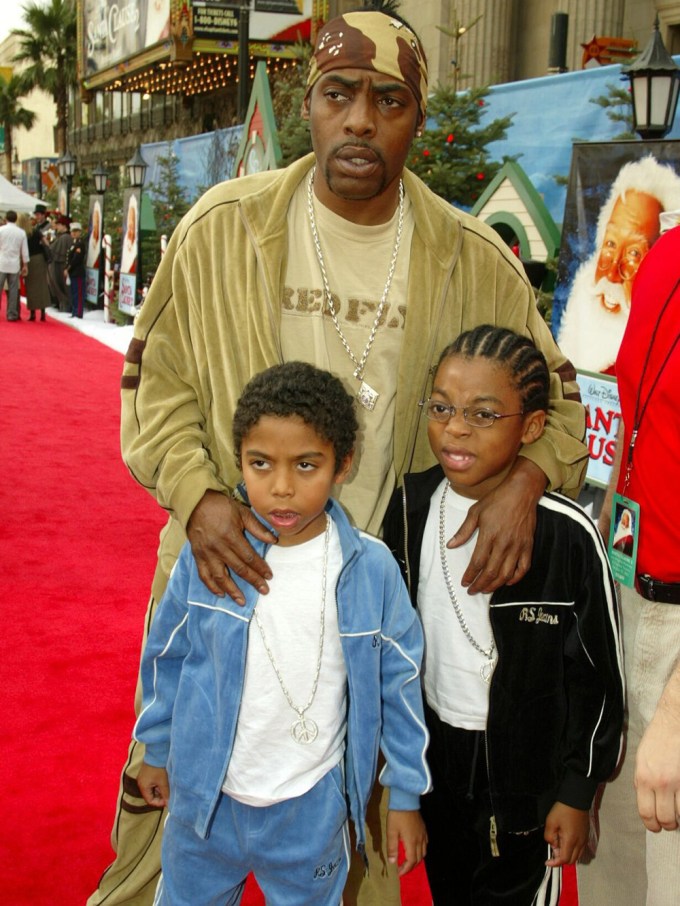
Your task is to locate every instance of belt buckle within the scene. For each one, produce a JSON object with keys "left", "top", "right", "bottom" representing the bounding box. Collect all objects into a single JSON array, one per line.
[
  {"left": 638, "top": 575, "right": 680, "bottom": 604},
  {"left": 639, "top": 574, "right": 656, "bottom": 601}
]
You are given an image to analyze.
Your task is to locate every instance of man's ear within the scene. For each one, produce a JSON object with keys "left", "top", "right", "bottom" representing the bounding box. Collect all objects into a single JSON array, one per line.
[
  {"left": 301, "top": 91, "right": 311, "bottom": 121},
  {"left": 334, "top": 451, "right": 354, "bottom": 485},
  {"left": 520, "top": 410, "right": 546, "bottom": 446}
]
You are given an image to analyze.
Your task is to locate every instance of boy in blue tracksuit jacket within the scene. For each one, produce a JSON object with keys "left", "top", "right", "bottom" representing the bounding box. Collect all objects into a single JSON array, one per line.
[
  {"left": 134, "top": 362, "right": 430, "bottom": 905},
  {"left": 383, "top": 326, "right": 624, "bottom": 906}
]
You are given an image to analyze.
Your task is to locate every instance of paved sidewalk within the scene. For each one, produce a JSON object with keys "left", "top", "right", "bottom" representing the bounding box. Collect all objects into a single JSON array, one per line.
[{"left": 43, "top": 305, "right": 134, "bottom": 354}]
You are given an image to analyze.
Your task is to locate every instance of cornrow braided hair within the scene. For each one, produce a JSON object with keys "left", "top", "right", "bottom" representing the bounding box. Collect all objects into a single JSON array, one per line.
[{"left": 437, "top": 325, "right": 550, "bottom": 413}]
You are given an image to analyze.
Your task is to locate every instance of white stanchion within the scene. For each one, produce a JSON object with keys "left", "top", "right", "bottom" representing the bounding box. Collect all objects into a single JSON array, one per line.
[{"left": 103, "top": 233, "right": 114, "bottom": 323}]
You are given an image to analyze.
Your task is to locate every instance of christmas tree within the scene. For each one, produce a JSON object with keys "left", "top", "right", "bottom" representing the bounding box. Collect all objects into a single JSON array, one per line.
[
  {"left": 148, "top": 148, "right": 192, "bottom": 240},
  {"left": 409, "top": 84, "right": 514, "bottom": 208}
]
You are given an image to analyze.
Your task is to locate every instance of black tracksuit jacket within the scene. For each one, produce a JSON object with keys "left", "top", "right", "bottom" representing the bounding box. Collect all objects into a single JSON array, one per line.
[{"left": 383, "top": 464, "right": 625, "bottom": 833}]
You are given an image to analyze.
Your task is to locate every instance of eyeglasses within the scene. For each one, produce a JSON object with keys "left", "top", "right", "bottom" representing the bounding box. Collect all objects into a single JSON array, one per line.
[
  {"left": 419, "top": 399, "right": 524, "bottom": 428},
  {"left": 596, "top": 241, "right": 649, "bottom": 281}
]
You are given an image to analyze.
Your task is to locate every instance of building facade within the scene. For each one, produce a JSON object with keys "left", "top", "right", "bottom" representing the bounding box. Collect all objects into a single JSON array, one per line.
[
  {"left": 398, "top": 0, "right": 680, "bottom": 90},
  {"left": 5, "top": 0, "right": 680, "bottom": 193},
  {"left": 0, "top": 34, "right": 57, "bottom": 188}
]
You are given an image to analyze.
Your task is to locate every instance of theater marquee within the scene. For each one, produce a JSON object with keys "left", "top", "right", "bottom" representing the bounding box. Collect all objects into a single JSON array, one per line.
[
  {"left": 82, "top": 0, "right": 172, "bottom": 75},
  {"left": 78, "top": 0, "right": 311, "bottom": 95}
]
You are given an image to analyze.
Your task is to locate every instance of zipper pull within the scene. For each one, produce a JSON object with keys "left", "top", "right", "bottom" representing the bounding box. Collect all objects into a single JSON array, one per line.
[{"left": 489, "top": 815, "right": 500, "bottom": 857}]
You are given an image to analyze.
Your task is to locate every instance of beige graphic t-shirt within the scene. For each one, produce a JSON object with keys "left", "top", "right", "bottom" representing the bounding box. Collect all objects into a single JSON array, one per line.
[{"left": 281, "top": 180, "right": 414, "bottom": 535}]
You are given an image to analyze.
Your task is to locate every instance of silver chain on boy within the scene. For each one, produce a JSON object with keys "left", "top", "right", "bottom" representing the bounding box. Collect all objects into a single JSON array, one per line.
[
  {"left": 439, "top": 485, "right": 497, "bottom": 684},
  {"left": 307, "top": 166, "right": 405, "bottom": 411},
  {"left": 253, "top": 516, "right": 330, "bottom": 744}
]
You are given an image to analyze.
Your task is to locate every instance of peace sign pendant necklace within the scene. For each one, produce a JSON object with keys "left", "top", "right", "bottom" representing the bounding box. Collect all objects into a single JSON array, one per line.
[{"left": 253, "top": 516, "right": 330, "bottom": 744}]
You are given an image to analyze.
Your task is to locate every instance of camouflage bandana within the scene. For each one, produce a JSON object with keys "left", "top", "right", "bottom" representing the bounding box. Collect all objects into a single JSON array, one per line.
[{"left": 306, "top": 11, "right": 428, "bottom": 119}]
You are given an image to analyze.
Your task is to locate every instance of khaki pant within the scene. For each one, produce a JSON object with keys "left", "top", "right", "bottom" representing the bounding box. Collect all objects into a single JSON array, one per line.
[
  {"left": 88, "top": 590, "right": 401, "bottom": 906},
  {"left": 577, "top": 584, "right": 680, "bottom": 906}
]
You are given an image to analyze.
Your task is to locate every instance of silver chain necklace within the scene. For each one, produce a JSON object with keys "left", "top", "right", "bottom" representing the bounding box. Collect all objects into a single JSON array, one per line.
[
  {"left": 306, "top": 166, "right": 405, "bottom": 411},
  {"left": 253, "top": 516, "right": 330, "bottom": 744},
  {"left": 439, "top": 484, "right": 496, "bottom": 684}
]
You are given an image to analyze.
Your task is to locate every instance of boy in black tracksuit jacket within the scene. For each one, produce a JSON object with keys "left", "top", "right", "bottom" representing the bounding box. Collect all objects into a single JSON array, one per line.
[{"left": 383, "top": 326, "right": 624, "bottom": 905}]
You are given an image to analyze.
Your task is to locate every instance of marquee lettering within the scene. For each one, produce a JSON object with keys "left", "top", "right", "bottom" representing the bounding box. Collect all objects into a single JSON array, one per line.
[{"left": 87, "top": 2, "right": 141, "bottom": 55}]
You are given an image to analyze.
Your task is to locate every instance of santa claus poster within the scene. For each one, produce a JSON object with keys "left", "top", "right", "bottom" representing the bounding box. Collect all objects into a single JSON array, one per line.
[
  {"left": 552, "top": 140, "right": 680, "bottom": 377},
  {"left": 575, "top": 371, "right": 620, "bottom": 489},
  {"left": 117, "top": 188, "right": 140, "bottom": 316}
]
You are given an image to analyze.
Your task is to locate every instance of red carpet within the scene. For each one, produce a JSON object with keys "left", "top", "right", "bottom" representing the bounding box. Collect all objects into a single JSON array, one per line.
[
  {"left": 0, "top": 301, "right": 576, "bottom": 904},
  {"left": 1, "top": 305, "right": 164, "bottom": 904}
]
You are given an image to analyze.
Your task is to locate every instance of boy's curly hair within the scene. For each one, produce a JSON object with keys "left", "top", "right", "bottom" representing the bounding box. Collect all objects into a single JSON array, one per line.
[{"left": 233, "top": 362, "right": 358, "bottom": 471}]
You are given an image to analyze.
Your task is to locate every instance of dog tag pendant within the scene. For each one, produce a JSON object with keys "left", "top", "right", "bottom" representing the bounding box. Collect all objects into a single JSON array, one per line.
[
  {"left": 480, "top": 659, "right": 494, "bottom": 685},
  {"left": 357, "top": 381, "right": 379, "bottom": 411}
]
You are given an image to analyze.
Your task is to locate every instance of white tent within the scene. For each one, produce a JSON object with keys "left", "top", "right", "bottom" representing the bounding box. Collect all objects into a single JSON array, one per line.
[{"left": 0, "top": 173, "right": 40, "bottom": 214}]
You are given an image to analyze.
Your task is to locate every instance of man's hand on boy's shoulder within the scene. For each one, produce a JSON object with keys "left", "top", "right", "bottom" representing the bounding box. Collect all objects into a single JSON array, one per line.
[
  {"left": 386, "top": 809, "right": 428, "bottom": 876},
  {"left": 543, "top": 801, "right": 589, "bottom": 867},
  {"left": 187, "top": 490, "right": 277, "bottom": 603},
  {"left": 137, "top": 761, "right": 170, "bottom": 809},
  {"left": 449, "top": 458, "right": 546, "bottom": 594}
]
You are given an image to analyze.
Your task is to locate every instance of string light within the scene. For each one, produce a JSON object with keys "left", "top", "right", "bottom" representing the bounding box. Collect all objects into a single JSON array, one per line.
[{"left": 103, "top": 53, "right": 299, "bottom": 98}]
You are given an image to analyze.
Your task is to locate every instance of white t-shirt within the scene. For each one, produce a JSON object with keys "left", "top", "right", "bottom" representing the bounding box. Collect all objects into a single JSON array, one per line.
[
  {"left": 281, "top": 178, "right": 414, "bottom": 536},
  {"left": 223, "top": 519, "right": 346, "bottom": 805},
  {"left": 418, "top": 479, "right": 494, "bottom": 731}
]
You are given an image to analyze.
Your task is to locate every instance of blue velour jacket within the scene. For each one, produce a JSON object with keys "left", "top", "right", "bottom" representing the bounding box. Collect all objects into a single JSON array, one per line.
[{"left": 134, "top": 498, "right": 431, "bottom": 848}]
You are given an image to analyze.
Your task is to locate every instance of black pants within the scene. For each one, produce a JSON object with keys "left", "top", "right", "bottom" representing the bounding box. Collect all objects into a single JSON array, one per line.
[{"left": 422, "top": 704, "right": 560, "bottom": 905}]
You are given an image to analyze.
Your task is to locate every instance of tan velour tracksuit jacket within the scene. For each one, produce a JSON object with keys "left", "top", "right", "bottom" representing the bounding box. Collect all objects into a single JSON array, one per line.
[{"left": 121, "top": 153, "right": 587, "bottom": 596}]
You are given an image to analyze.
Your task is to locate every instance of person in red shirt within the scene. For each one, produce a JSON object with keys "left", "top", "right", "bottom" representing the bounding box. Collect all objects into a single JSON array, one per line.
[{"left": 577, "top": 212, "right": 680, "bottom": 906}]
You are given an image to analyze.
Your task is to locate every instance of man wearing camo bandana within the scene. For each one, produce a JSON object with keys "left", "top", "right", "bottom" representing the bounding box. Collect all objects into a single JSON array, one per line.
[
  {"left": 306, "top": 11, "right": 428, "bottom": 120},
  {"left": 89, "top": 8, "right": 587, "bottom": 906}
]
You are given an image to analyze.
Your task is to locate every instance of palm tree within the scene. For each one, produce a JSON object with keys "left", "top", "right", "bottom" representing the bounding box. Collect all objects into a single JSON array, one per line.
[
  {"left": 0, "top": 73, "right": 36, "bottom": 180},
  {"left": 12, "top": 0, "right": 77, "bottom": 156}
]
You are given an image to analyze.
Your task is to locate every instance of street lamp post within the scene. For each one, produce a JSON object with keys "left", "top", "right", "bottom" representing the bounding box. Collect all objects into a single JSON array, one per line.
[
  {"left": 237, "top": 4, "right": 251, "bottom": 122},
  {"left": 93, "top": 162, "right": 108, "bottom": 195},
  {"left": 126, "top": 146, "right": 149, "bottom": 189},
  {"left": 624, "top": 16, "right": 680, "bottom": 140},
  {"left": 57, "top": 150, "right": 77, "bottom": 218},
  {"left": 122, "top": 147, "right": 149, "bottom": 311}
]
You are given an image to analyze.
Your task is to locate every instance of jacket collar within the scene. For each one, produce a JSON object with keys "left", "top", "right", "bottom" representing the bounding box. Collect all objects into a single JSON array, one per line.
[
  {"left": 403, "top": 464, "right": 446, "bottom": 514},
  {"left": 237, "top": 154, "right": 314, "bottom": 246},
  {"left": 402, "top": 168, "right": 464, "bottom": 270},
  {"left": 235, "top": 482, "right": 362, "bottom": 565},
  {"left": 236, "top": 155, "right": 464, "bottom": 276}
]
